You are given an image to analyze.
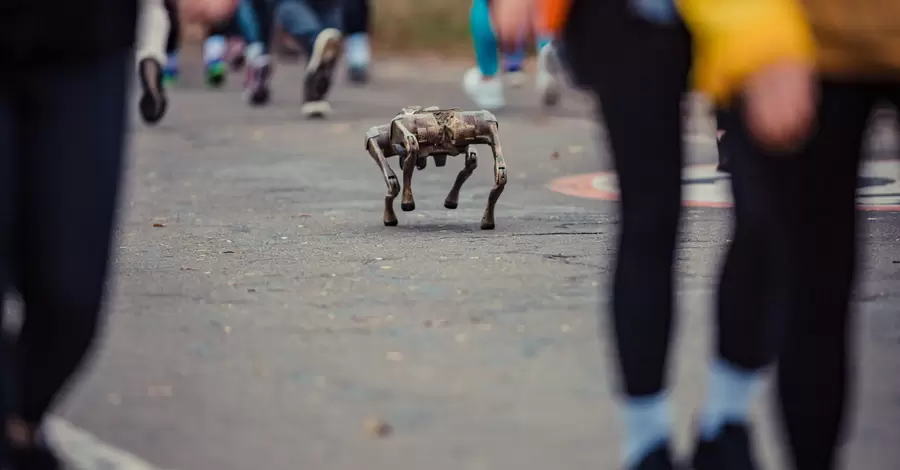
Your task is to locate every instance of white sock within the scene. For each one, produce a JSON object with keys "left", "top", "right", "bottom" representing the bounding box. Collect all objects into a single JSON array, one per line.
[
  {"left": 622, "top": 392, "right": 671, "bottom": 467},
  {"left": 203, "top": 35, "right": 227, "bottom": 63},
  {"left": 245, "top": 42, "right": 265, "bottom": 63},
  {"left": 698, "top": 358, "right": 763, "bottom": 440}
]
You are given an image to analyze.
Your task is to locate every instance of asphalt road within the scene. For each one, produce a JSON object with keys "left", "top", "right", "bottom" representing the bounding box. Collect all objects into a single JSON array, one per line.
[{"left": 52, "top": 55, "right": 900, "bottom": 470}]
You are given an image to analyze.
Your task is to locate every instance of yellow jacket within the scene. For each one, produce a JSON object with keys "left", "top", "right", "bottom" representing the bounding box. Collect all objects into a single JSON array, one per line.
[
  {"left": 677, "top": 0, "right": 816, "bottom": 105},
  {"left": 542, "top": 0, "right": 900, "bottom": 106}
]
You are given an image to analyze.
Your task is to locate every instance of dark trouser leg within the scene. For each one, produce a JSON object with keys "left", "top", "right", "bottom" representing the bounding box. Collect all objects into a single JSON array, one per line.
[
  {"left": 342, "top": 0, "right": 369, "bottom": 36},
  {"left": 583, "top": 2, "right": 691, "bottom": 397},
  {"left": 13, "top": 52, "right": 130, "bottom": 427},
  {"left": 0, "top": 77, "right": 17, "bottom": 467},
  {"left": 725, "top": 82, "right": 873, "bottom": 470},
  {"left": 164, "top": 0, "right": 180, "bottom": 54}
]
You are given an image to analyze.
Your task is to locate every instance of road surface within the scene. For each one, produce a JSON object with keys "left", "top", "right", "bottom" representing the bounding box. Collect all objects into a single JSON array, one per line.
[{"left": 47, "top": 56, "right": 900, "bottom": 470}]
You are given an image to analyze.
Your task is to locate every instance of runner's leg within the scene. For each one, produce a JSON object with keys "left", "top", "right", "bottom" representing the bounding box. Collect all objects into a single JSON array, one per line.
[
  {"left": 773, "top": 82, "right": 876, "bottom": 470},
  {"left": 566, "top": 0, "right": 690, "bottom": 467},
  {"left": 11, "top": 51, "right": 129, "bottom": 464},
  {"left": 464, "top": 0, "right": 505, "bottom": 110},
  {"left": 136, "top": 0, "right": 170, "bottom": 124}
]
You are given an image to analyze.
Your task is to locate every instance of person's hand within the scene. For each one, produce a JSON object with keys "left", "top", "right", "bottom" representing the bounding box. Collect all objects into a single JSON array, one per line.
[
  {"left": 179, "top": 0, "right": 239, "bottom": 24},
  {"left": 490, "top": 0, "right": 537, "bottom": 49},
  {"left": 743, "top": 61, "right": 816, "bottom": 152}
]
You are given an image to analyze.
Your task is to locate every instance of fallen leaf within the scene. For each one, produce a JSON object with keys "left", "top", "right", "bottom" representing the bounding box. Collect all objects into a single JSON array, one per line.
[
  {"left": 363, "top": 418, "right": 393, "bottom": 438},
  {"left": 551, "top": 151, "right": 560, "bottom": 160},
  {"left": 222, "top": 250, "right": 235, "bottom": 254},
  {"left": 152, "top": 223, "right": 166, "bottom": 228},
  {"left": 247, "top": 288, "right": 257, "bottom": 293}
]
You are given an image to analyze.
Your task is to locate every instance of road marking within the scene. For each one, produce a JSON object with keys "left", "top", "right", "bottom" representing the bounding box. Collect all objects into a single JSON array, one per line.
[
  {"left": 549, "top": 160, "right": 900, "bottom": 211},
  {"left": 46, "top": 418, "right": 163, "bottom": 470}
]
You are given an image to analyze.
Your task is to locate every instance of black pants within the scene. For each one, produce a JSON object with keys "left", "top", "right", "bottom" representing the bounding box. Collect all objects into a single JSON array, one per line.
[
  {"left": 724, "top": 82, "right": 900, "bottom": 470},
  {"left": 0, "top": 52, "right": 129, "bottom": 430},
  {"left": 164, "top": 0, "right": 179, "bottom": 54},
  {"left": 566, "top": 0, "right": 783, "bottom": 397},
  {"left": 342, "top": 0, "right": 369, "bottom": 36}
]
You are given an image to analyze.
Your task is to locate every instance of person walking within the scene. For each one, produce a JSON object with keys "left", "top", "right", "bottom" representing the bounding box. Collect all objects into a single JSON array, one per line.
[
  {"left": 492, "top": 0, "right": 794, "bottom": 469},
  {"left": 463, "top": 0, "right": 561, "bottom": 111},
  {"left": 0, "top": 0, "right": 236, "bottom": 468},
  {"left": 680, "top": 0, "right": 899, "bottom": 468}
]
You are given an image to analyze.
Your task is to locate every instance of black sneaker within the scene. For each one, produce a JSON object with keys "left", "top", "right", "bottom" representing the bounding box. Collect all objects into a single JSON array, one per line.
[
  {"left": 138, "top": 57, "right": 168, "bottom": 125},
  {"left": 691, "top": 422, "right": 758, "bottom": 470},
  {"left": 244, "top": 55, "right": 272, "bottom": 106},
  {"left": 301, "top": 28, "right": 342, "bottom": 119},
  {"left": 347, "top": 64, "right": 369, "bottom": 85},
  {"left": 631, "top": 444, "right": 678, "bottom": 470}
]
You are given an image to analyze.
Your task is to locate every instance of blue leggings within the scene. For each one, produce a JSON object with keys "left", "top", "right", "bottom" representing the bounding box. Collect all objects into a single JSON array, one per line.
[{"left": 469, "top": 0, "right": 552, "bottom": 77}]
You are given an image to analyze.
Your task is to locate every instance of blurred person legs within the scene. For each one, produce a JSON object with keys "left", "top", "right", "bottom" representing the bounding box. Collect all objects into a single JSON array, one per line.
[
  {"left": 534, "top": 39, "right": 560, "bottom": 107},
  {"left": 234, "top": 0, "right": 275, "bottom": 105},
  {"left": 502, "top": 34, "right": 526, "bottom": 88},
  {"left": 205, "top": 15, "right": 246, "bottom": 85},
  {"left": 342, "top": 0, "right": 371, "bottom": 84},
  {"left": 561, "top": 0, "right": 776, "bottom": 468},
  {"left": 137, "top": 0, "right": 171, "bottom": 124},
  {"left": 1, "top": 52, "right": 130, "bottom": 470},
  {"left": 163, "top": 0, "right": 180, "bottom": 84},
  {"left": 276, "top": 0, "right": 343, "bottom": 118},
  {"left": 464, "top": 0, "right": 505, "bottom": 110},
  {"left": 724, "top": 83, "right": 891, "bottom": 470},
  {"left": 564, "top": 1, "right": 688, "bottom": 466}
]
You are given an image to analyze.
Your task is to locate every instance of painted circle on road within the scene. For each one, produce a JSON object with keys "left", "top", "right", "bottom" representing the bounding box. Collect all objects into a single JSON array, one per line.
[{"left": 549, "top": 160, "right": 900, "bottom": 211}]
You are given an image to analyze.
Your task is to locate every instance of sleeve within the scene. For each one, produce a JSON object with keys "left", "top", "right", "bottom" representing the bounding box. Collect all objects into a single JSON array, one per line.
[{"left": 677, "top": 0, "right": 816, "bottom": 105}]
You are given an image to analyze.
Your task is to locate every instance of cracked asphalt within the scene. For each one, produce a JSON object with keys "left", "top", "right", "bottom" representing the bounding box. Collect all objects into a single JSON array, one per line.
[{"left": 52, "top": 54, "right": 900, "bottom": 470}]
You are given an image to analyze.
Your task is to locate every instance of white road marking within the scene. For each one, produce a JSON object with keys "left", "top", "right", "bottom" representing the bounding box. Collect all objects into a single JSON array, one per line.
[{"left": 46, "top": 418, "right": 163, "bottom": 470}]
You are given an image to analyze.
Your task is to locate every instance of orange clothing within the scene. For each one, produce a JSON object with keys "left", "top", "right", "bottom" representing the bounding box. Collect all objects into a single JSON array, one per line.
[{"left": 539, "top": 0, "right": 571, "bottom": 35}]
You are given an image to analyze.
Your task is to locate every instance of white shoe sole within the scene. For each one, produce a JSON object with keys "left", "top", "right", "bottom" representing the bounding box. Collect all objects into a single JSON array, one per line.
[{"left": 301, "top": 100, "right": 332, "bottom": 118}]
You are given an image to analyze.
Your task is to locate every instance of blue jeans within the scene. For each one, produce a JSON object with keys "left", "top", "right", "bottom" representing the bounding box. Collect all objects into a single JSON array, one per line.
[{"left": 276, "top": 0, "right": 342, "bottom": 52}]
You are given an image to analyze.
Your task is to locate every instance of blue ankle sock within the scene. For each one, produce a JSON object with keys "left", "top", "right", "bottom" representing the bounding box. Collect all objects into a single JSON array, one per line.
[
  {"left": 622, "top": 393, "right": 671, "bottom": 467},
  {"left": 470, "top": 0, "right": 499, "bottom": 77},
  {"left": 698, "top": 358, "right": 763, "bottom": 440}
]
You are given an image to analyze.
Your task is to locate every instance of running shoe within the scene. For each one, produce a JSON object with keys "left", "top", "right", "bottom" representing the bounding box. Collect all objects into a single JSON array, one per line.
[
  {"left": 244, "top": 54, "right": 272, "bottom": 106},
  {"left": 503, "top": 55, "right": 526, "bottom": 88},
  {"left": 226, "top": 37, "right": 247, "bottom": 71},
  {"left": 205, "top": 59, "right": 227, "bottom": 88},
  {"left": 463, "top": 67, "right": 505, "bottom": 111},
  {"left": 536, "top": 42, "right": 561, "bottom": 108},
  {"left": 138, "top": 57, "right": 168, "bottom": 125},
  {"left": 301, "top": 28, "right": 342, "bottom": 118},
  {"left": 162, "top": 53, "right": 178, "bottom": 86},
  {"left": 203, "top": 35, "right": 228, "bottom": 88},
  {"left": 690, "top": 422, "right": 758, "bottom": 470}
]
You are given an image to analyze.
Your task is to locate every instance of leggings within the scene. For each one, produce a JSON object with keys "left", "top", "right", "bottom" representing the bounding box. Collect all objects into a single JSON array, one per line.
[
  {"left": 725, "top": 82, "right": 900, "bottom": 470},
  {"left": 0, "top": 52, "right": 129, "bottom": 430},
  {"left": 342, "top": 0, "right": 369, "bottom": 36},
  {"left": 571, "top": 0, "right": 781, "bottom": 399},
  {"left": 470, "top": 0, "right": 552, "bottom": 77},
  {"left": 164, "top": 0, "right": 179, "bottom": 54},
  {"left": 235, "top": 0, "right": 274, "bottom": 53}
]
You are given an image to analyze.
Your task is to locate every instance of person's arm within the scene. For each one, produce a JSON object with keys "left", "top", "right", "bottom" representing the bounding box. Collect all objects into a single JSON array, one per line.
[{"left": 677, "top": 0, "right": 815, "bottom": 105}]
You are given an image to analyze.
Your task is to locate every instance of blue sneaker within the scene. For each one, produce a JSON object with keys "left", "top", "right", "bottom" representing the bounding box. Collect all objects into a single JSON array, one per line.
[
  {"left": 203, "top": 35, "right": 228, "bottom": 88},
  {"left": 162, "top": 53, "right": 178, "bottom": 85}
]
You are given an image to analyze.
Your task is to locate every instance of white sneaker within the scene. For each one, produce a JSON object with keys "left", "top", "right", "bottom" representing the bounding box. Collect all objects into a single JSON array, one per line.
[
  {"left": 463, "top": 67, "right": 506, "bottom": 111},
  {"left": 536, "top": 43, "right": 561, "bottom": 108}
]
